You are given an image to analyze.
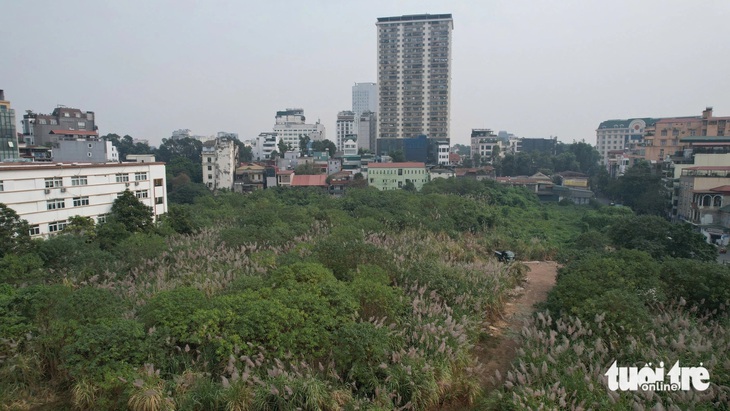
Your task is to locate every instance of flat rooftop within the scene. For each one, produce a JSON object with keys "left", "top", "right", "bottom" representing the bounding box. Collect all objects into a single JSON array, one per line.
[{"left": 377, "top": 14, "right": 452, "bottom": 23}]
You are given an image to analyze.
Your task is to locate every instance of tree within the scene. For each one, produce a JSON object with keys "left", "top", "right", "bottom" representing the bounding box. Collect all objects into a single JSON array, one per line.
[
  {"left": 109, "top": 190, "right": 154, "bottom": 233},
  {"left": 155, "top": 137, "right": 203, "bottom": 165},
  {"left": 64, "top": 216, "right": 96, "bottom": 241},
  {"left": 389, "top": 150, "right": 405, "bottom": 162},
  {"left": 491, "top": 145, "right": 501, "bottom": 163},
  {"left": 349, "top": 172, "right": 368, "bottom": 189},
  {"left": 568, "top": 141, "right": 602, "bottom": 175},
  {"left": 613, "top": 161, "right": 666, "bottom": 215},
  {"left": 311, "top": 139, "right": 337, "bottom": 157},
  {"left": 0, "top": 203, "right": 31, "bottom": 258},
  {"left": 240, "top": 145, "right": 253, "bottom": 162},
  {"left": 105, "top": 133, "right": 153, "bottom": 161},
  {"left": 299, "top": 135, "right": 311, "bottom": 155},
  {"left": 166, "top": 157, "right": 202, "bottom": 184},
  {"left": 277, "top": 139, "right": 292, "bottom": 155}
]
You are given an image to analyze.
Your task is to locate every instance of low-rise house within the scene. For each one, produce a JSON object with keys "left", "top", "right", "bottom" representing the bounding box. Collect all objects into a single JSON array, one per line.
[
  {"left": 290, "top": 174, "right": 328, "bottom": 188},
  {"left": 327, "top": 171, "right": 353, "bottom": 196},
  {"left": 428, "top": 165, "right": 456, "bottom": 180},
  {"left": 276, "top": 169, "right": 294, "bottom": 187},
  {"left": 234, "top": 163, "right": 266, "bottom": 193},
  {"left": 455, "top": 166, "right": 495, "bottom": 180},
  {"left": 555, "top": 171, "right": 589, "bottom": 188},
  {"left": 496, "top": 172, "right": 553, "bottom": 193}
]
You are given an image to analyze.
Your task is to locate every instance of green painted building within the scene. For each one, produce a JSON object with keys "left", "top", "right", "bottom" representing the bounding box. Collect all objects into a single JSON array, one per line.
[{"left": 367, "top": 162, "right": 428, "bottom": 191}]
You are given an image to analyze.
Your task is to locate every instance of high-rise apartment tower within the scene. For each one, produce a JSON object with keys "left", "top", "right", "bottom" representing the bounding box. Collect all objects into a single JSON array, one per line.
[
  {"left": 376, "top": 14, "right": 453, "bottom": 141},
  {"left": 352, "top": 82, "right": 377, "bottom": 119}
]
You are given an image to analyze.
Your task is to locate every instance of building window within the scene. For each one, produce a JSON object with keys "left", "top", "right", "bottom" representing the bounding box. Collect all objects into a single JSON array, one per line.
[
  {"left": 207, "top": 157, "right": 212, "bottom": 163},
  {"left": 115, "top": 173, "right": 129, "bottom": 182},
  {"left": 45, "top": 177, "right": 63, "bottom": 188},
  {"left": 135, "top": 190, "right": 149, "bottom": 199},
  {"left": 0, "top": 181, "right": 3, "bottom": 192},
  {"left": 154, "top": 178, "right": 163, "bottom": 187},
  {"left": 134, "top": 172, "right": 148, "bottom": 181},
  {"left": 72, "top": 196, "right": 90, "bottom": 207},
  {"left": 46, "top": 199, "right": 65, "bottom": 210},
  {"left": 208, "top": 174, "right": 213, "bottom": 180},
  {"left": 78, "top": 122, "right": 86, "bottom": 129},
  {"left": 71, "top": 176, "right": 88, "bottom": 186},
  {"left": 48, "top": 220, "right": 67, "bottom": 233},
  {"left": 29, "top": 225, "right": 40, "bottom": 236},
  {"left": 661, "top": 130, "right": 667, "bottom": 136},
  {"left": 97, "top": 214, "right": 108, "bottom": 223},
  {"left": 208, "top": 165, "right": 212, "bottom": 171},
  {"left": 155, "top": 196, "right": 164, "bottom": 204}
]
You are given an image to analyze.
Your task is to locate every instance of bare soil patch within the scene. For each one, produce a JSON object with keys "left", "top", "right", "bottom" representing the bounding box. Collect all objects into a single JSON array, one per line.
[{"left": 439, "top": 261, "right": 558, "bottom": 410}]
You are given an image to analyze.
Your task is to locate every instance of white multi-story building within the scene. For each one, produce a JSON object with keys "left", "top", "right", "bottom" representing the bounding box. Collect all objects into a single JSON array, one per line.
[
  {"left": 377, "top": 14, "right": 453, "bottom": 141},
  {"left": 352, "top": 82, "right": 377, "bottom": 119},
  {"left": 0, "top": 162, "right": 167, "bottom": 238},
  {"left": 202, "top": 136, "right": 239, "bottom": 190},
  {"left": 273, "top": 108, "right": 325, "bottom": 152},
  {"left": 470, "top": 129, "right": 505, "bottom": 162},
  {"left": 437, "top": 141, "right": 450, "bottom": 165},
  {"left": 595, "top": 118, "right": 654, "bottom": 167},
  {"left": 245, "top": 132, "right": 278, "bottom": 161},
  {"left": 336, "top": 111, "right": 356, "bottom": 152}
]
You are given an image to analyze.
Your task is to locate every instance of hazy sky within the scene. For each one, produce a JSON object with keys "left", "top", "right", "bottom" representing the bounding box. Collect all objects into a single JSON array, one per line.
[{"left": 2, "top": 0, "right": 729, "bottom": 147}]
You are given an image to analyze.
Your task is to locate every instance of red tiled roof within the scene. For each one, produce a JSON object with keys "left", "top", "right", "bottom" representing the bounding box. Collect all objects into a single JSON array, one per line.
[
  {"left": 277, "top": 169, "right": 294, "bottom": 175},
  {"left": 290, "top": 174, "right": 328, "bottom": 187},
  {"left": 710, "top": 185, "right": 730, "bottom": 193},
  {"left": 449, "top": 153, "right": 461, "bottom": 162},
  {"left": 367, "top": 162, "right": 425, "bottom": 168},
  {"left": 50, "top": 129, "right": 98, "bottom": 136}
]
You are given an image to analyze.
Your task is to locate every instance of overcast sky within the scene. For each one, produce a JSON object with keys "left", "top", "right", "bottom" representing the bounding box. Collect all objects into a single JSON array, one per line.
[{"left": 2, "top": 0, "right": 729, "bottom": 147}]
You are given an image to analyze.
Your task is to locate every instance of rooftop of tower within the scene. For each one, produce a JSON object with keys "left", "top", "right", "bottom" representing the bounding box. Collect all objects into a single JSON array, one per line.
[{"left": 376, "top": 14, "right": 452, "bottom": 23}]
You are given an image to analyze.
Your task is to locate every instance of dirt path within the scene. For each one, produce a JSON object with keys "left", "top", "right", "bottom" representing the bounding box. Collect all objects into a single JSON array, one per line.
[
  {"left": 474, "top": 261, "right": 558, "bottom": 392},
  {"left": 439, "top": 261, "right": 558, "bottom": 410}
]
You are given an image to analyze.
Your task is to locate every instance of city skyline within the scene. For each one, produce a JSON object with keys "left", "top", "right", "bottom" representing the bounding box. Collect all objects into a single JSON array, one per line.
[{"left": 1, "top": 0, "right": 729, "bottom": 147}]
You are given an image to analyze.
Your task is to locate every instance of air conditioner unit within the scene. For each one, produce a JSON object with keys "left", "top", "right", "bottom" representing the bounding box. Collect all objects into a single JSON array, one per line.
[
  {"left": 60, "top": 187, "right": 66, "bottom": 192},
  {"left": 44, "top": 188, "right": 51, "bottom": 194}
]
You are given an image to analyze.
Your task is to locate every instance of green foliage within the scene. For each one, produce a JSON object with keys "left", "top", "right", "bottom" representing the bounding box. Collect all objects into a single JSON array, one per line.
[
  {"left": 162, "top": 204, "right": 197, "bottom": 234},
  {"left": 0, "top": 202, "right": 32, "bottom": 259},
  {"left": 169, "top": 181, "right": 211, "bottom": 205},
  {"left": 64, "top": 215, "right": 97, "bottom": 240},
  {"left": 57, "top": 287, "right": 124, "bottom": 325},
  {"left": 333, "top": 322, "right": 391, "bottom": 395},
  {"left": 0, "top": 252, "right": 45, "bottom": 284},
  {"left": 661, "top": 258, "right": 730, "bottom": 313},
  {"left": 609, "top": 214, "right": 717, "bottom": 261},
  {"left": 611, "top": 160, "right": 666, "bottom": 215},
  {"left": 311, "top": 139, "right": 337, "bottom": 157},
  {"left": 546, "top": 250, "right": 662, "bottom": 337},
  {"left": 61, "top": 318, "right": 146, "bottom": 379},
  {"left": 350, "top": 265, "right": 406, "bottom": 321},
  {"left": 110, "top": 190, "right": 155, "bottom": 233},
  {"left": 139, "top": 287, "right": 209, "bottom": 341}
]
